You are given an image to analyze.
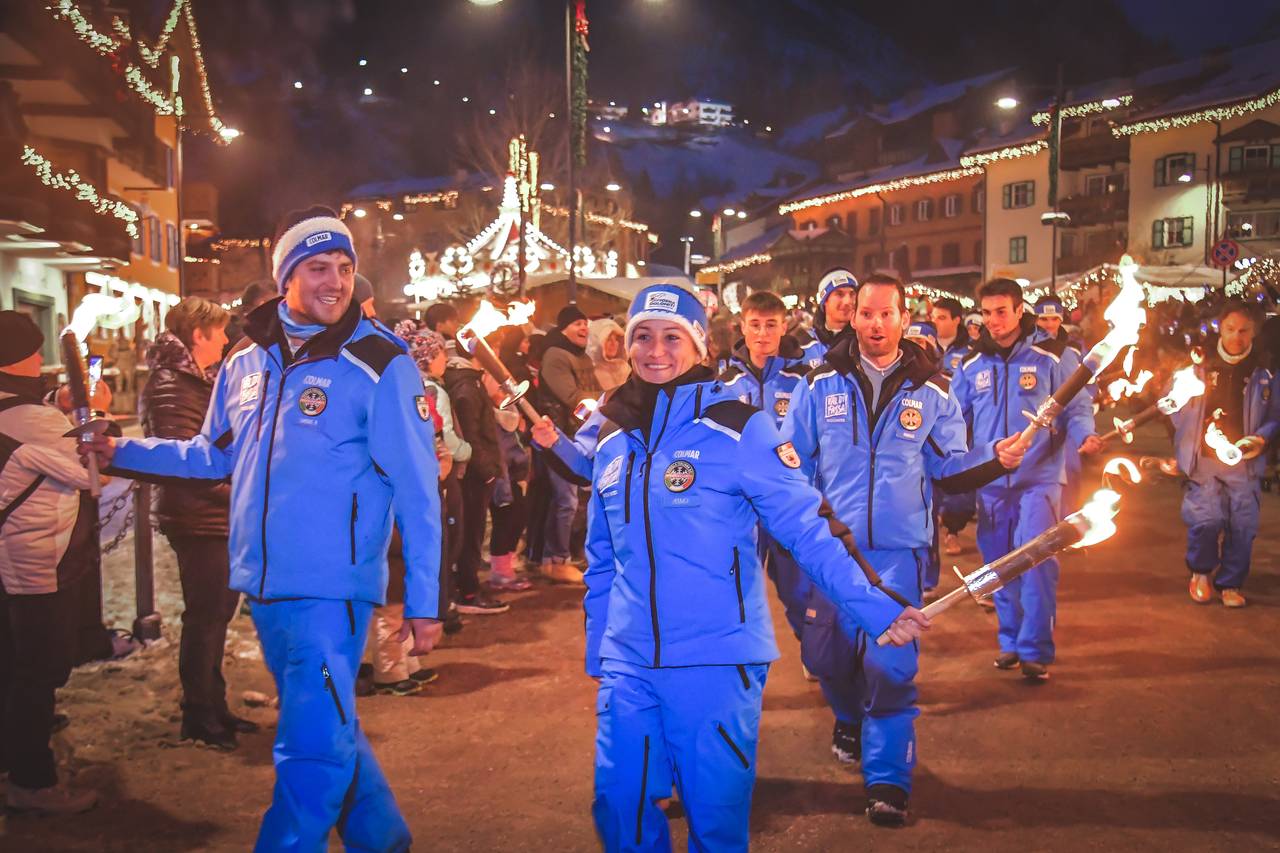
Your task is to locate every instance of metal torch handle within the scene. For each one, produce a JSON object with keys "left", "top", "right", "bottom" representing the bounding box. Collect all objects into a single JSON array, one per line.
[
  {"left": 875, "top": 586, "right": 968, "bottom": 647},
  {"left": 83, "top": 440, "right": 101, "bottom": 498}
]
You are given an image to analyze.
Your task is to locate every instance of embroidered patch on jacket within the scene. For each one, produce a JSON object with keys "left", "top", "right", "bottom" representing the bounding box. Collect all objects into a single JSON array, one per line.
[
  {"left": 824, "top": 392, "right": 848, "bottom": 419},
  {"left": 775, "top": 441, "right": 801, "bottom": 468},
  {"left": 774, "top": 396, "right": 791, "bottom": 418},
  {"left": 415, "top": 395, "right": 432, "bottom": 421},
  {"left": 899, "top": 408, "right": 922, "bottom": 430},
  {"left": 298, "top": 387, "right": 328, "bottom": 417},
  {"left": 598, "top": 455, "right": 623, "bottom": 491},
  {"left": 239, "top": 372, "right": 262, "bottom": 409},
  {"left": 975, "top": 370, "right": 992, "bottom": 392},
  {"left": 1019, "top": 371, "right": 1038, "bottom": 391},
  {"left": 663, "top": 460, "right": 696, "bottom": 492}
]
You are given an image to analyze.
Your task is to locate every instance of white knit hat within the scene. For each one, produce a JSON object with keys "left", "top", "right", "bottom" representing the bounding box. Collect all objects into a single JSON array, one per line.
[{"left": 271, "top": 216, "right": 357, "bottom": 293}]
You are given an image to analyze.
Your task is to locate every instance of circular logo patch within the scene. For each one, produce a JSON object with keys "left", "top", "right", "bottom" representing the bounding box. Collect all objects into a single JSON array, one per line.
[
  {"left": 663, "top": 460, "right": 696, "bottom": 492},
  {"left": 299, "top": 387, "right": 328, "bottom": 417},
  {"left": 774, "top": 398, "right": 790, "bottom": 418},
  {"left": 1019, "top": 372, "right": 1038, "bottom": 391},
  {"left": 899, "top": 408, "right": 922, "bottom": 431}
]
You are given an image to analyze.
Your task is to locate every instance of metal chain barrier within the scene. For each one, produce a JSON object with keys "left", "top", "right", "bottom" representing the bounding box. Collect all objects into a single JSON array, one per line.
[{"left": 101, "top": 481, "right": 139, "bottom": 556}]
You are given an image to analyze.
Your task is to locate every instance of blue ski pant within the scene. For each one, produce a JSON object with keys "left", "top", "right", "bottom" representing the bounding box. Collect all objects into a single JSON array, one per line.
[
  {"left": 251, "top": 598, "right": 410, "bottom": 853},
  {"left": 977, "top": 483, "right": 1061, "bottom": 665},
  {"left": 1182, "top": 467, "right": 1261, "bottom": 591},
  {"left": 797, "top": 549, "right": 922, "bottom": 794},
  {"left": 593, "top": 659, "right": 768, "bottom": 852},
  {"left": 760, "top": 532, "right": 810, "bottom": 641}
]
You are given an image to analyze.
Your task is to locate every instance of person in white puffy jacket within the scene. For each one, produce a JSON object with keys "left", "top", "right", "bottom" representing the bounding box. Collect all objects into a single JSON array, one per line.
[{"left": 0, "top": 311, "right": 109, "bottom": 815}]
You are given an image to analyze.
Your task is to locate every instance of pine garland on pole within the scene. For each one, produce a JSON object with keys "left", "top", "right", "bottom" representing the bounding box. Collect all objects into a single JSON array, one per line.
[{"left": 571, "top": 0, "right": 589, "bottom": 167}]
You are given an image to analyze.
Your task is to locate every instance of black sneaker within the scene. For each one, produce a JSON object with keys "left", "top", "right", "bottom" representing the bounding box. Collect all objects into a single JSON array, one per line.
[
  {"left": 831, "top": 720, "right": 860, "bottom": 765},
  {"left": 373, "top": 679, "right": 423, "bottom": 697},
  {"left": 1020, "top": 660, "right": 1050, "bottom": 682},
  {"left": 993, "top": 652, "right": 1020, "bottom": 670},
  {"left": 443, "top": 603, "right": 465, "bottom": 635},
  {"left": 410, "top": 668, "right": 439, "bottom": 685},
  {"left": 865, "top": 784, "right": 909, "bottom": 827},
  {"left": 456, "top": 594, "right": 510, "bottom": 615},
  {"left": 181, "top": 714, "right": 238, "bottom": 751}
]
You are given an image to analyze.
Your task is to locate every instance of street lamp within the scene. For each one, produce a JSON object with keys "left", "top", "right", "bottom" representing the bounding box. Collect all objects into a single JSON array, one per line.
[
  {"left": 680, "top": 235, "right": 695, "bottom": 275},
  {"left": 689, "top": 209, "right": 702, "bottom": 218},
  {"left": 605, "top": 181, "right": 621, "bottom": 192},
  {"left": 995, "top": 96, "right": 1019, "bottom": 110}
]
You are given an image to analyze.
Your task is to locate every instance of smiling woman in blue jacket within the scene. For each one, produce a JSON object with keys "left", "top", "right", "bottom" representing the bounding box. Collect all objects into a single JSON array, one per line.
[{"left": 582, "top": 284, "right": 928, "bottom": 852}]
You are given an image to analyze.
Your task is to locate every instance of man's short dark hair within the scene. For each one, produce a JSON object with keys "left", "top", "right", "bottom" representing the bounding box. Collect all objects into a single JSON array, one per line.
[
  {"left": 933, "top": 297, "right": 964, "bottom": 319},
  {"left": 272, "top": 205, "right": 340, "bottom": 247},
  {"left": 856, "top": 272, "right": 907, "bottom": 312},
  {"left": 240, "top": 280, "right": 275, "bottom": 313},
  {"left": 423, "top": 302, "right": 460, "bottom": 331},
  {"left": 977, "top": 277, "right": 1025, "bottom": 307},
  {"left": 740, "top": 290, "right": 787, "bottom": 317},
  {"left": 1219, "top": 298, "right": 1263, "bottom": 327}
]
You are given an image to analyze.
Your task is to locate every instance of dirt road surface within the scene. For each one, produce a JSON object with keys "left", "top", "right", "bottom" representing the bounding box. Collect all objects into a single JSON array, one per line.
[{"left": 3, "top": 447, "right": 1278, "bottom": 852}]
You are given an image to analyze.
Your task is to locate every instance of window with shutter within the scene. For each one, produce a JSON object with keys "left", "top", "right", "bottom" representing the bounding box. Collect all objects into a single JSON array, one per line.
[
  {"left": 869, "top": 207, "right": 881, "bottom": 235},
  {"left": 916, "top": 245, "right": 932, "bottom": 270},
  {"left": 1009, "top": 236, "right": 1027, "bottom": 263}
]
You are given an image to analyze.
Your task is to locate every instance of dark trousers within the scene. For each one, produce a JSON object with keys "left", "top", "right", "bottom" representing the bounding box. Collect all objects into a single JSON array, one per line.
[
  {"left": 455, "top": 472, "right": 494, "bottom": 598},
  {"left": 443, "top": 473, "right": 463, "bottom": 579},
  {"left": 0, "top": 574, "right": 86, "bottom": 789},
  {"left": 490, "top": 482, "right": 527, "bottom": 557},
  {"left": 169, "top": 535, "right": 240, "bottom": 717},
  {"left": 524, "top": 456, "right": 549, "bottom": 564}
]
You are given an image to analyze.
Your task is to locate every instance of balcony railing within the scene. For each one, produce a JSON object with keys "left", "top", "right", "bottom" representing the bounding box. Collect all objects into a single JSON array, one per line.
[
  {"left": 1222, "top": 165, "right": 1280, "bottom": 203},
  {"left": 1059, "top": 190, "right": 1129, "bottom": 227},
  {"left": 1060, "top": 133, "right": 1129, "bottom": 170}
]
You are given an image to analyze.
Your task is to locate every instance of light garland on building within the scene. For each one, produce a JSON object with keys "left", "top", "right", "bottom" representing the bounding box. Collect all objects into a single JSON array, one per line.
[
  {"left": 21, "top": 145, "right": 140, "bottom": 238},
  {"left": 778, "top": 166, "right": 983, "bottom": 215},
  {"left": 701, "top": 253, "right": 772, "bottom": 276},
  {"left": 1031, "top": 95, "right": 1133, "bottom": 126},
  {"left": 905, "top": 283, "right": 975, "bottom": 309},
  {"left": 49, "top": 0, "right": 230, "bottom": 141},
  {"left": 1112, "top": 86, "right": 1280, "bottom": 136},
  {"left": 211, "top": 237, "right": 270, "bottom": 251},
  {"left": 542, "top": 206, "right": 650, "bottom": 233},
  {"left": 403, "top": 191, "right": 460, "bottom": 208},
  {"left": 959, "top": 140, "right": 1048, "bottom": 168}
]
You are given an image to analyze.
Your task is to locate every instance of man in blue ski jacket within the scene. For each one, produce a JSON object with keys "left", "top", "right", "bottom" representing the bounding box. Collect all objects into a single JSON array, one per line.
[
  {"left": 81, "top": 207, "right": 443, "bottom": 852},
  {"left": 584, "top": 283, "right": 929, "bottom": 851},
  {"left": 953, "top": 278, "right": 1102, "bottom": 683},
  {"left": 1170, "top": 299, "right": 1279, "bottom": 608},
  {"left": 1033, "top": 296, "right": 1089, "bottom": 513},
  {"left": 782, "top": 273, "right": 1024, "bottom": 826},
  {"left": 797, "top": 268, "right": 857, "bottom": 367},
  {"left": 929, "top": 298, "right": 976, "bottom": 559}
]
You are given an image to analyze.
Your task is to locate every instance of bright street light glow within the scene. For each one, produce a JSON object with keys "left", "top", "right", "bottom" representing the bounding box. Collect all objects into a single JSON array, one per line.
[
  {"left": 548, "top": 112, "right": 556, "bottom": 118},
  {"left": 433, "top": 79, "right": 441, "bottom": 86},
  {"left": 1178, "top": 173, "right": 1192, "bottom": 183},
  {"left": 358, "top": 59, "right": 368, "bottom": 67},
  {"left": 218, "top": 127, "right": 241, "bottom": 141},
  {"left": 1101, "top": 98, "right": 1122, "bottom": 108},
  {"left": 605, "top": 182, "right": 622, "bottom": 192},
  {"left": 400, "top": 67, "right": 408, "bottom": 74},
  {"left": 723, "top": 208, "right": 736, "bottom": 216},
  {"left": 293, "top": 80, "right": 303, "bottom": 89},
  {"left": 363, "top": 87, "right": 373, "bottom": 96},
  {"left": 462, "top": 96, "right": 470, "bottom": 103},
  {"left": 1015, "top": 278, "right": 1030, "bottom": 286},
  {"left": 1242, "top": 222, "right": 1253, "bottom": 230},
  {"left": 468, "top": 0, "right": 504, "bottom": 4},
  {"left": 540, "top": 182, "right": 555, "bottom": 191},
  {"left": 737, "top": 211, "right": 747, "bottom": 219},
  {"left": 353, "top": 208, "right": 368, "bottom": 218},
  {"left": 602, "top": 126, "right": 611, "bottom": 133},
  {"left": 392, "top": 213, "right": 405, "bottom": 221},
  {"left": 689, "top": 210, "right": 702, "bottom": 218},
  {"left": 488, "top": 108, "right": 496, "bottom": 115},
  {"left": 765, "top": 125, "right": 773, "bottom": 132},
  {"left": 995, "top": 96, "right": 1019, "bottom": 110}
]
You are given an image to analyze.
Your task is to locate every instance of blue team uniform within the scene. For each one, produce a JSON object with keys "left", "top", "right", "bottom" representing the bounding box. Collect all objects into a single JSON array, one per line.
[
  {"left": 952, "top": 316, "right": 1095, "bottom": 666},
  {"left": 781, "top": 337, "right": 1004, "bottom": 796}
]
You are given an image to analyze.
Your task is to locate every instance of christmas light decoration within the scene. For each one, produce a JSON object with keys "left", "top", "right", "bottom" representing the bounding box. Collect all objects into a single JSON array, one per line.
[
  {"left": 21, "top": 145, "right": 139, "bottom": 238},
  {"left": 403, "top": 191, "right": 460, "bottom": 208},
  {"left": 905, "top": 283, "right": 976, "bottom": 309},
  {"left": 1113, "top": 87, "right": 1280, "bottom": 137},
  {"left": 211, "top": 237, "right": 270, "bottom": 251},
  {"left": 960, "top": 140, "right": 1048, "bottom": 168},
  {"left": 49, "top": 0, "right": 230, "bottom": 141},
  {"left": 542, "top": 206, "right": 650, "bottom": 233},
  {"left": 700, "top": 253, "right": 772, "bottom": 276},
  {"left": 1031, "top": 95, "right": 1132, "bottom": 127},
  {"left": 779, "top": 166, "right": 983, "bottom": 215}
]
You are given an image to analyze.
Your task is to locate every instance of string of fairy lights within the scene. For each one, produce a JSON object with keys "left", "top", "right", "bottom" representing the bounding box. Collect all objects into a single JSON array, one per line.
[
  {"left": 1112, "top": 86, "right": 1280, "bottom": 136},
  {"left": 1031, "top": 95, "right": 1133, "bottom": 127},
  {"left": 21, "top": 145, "right": 141, "bottom": 239}
]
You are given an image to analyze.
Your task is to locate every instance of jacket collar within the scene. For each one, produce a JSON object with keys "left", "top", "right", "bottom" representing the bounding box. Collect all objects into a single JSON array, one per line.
[
  {"left": 601, "top": 365, "right": 719, "bottom": 441},
  {"left": 147, "top": 331, "right": 213, "bottom": 383},
  {"left": 971, "top": 312, "right": 1038, "bottom": 358},
  {"left": 545, "top": 327, "right": 586, "bottom": 358},
  {"left": 810, "top": 308, "right": 852, "bottom": 348},
  {"left": 244, "top": 296, "right": 364, "bottom": 367},
  {"left": 728, "top": 335, "right": 804, "bottom": 380},
  {"left": 825, "top": 335, "right": 937, "bottom": 390},
  {"left": 0, "top": 372, "right": 46, "bottom": 403}
]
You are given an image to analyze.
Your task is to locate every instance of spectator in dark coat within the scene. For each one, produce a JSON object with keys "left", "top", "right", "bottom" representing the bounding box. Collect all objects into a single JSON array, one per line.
[
  {"left": 140, "top": 297, "right": 257, "bottom": 750},
  {"left": 443, "top": 348, "right": 510, "bottom": 615}
]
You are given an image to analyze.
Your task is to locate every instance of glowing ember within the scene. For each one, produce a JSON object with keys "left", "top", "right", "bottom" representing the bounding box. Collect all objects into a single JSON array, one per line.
[
  {"left": 457, "top": 300, "right": 535, "bottom": 350},
  {"left": 1083, "top": 255, "right": 1148, "bottom": 376},
  {"left": 1204, "top": 420, "right": 1243, "bottom": 466},
  {"left": 1103, "top": 456, "right": 1142, "bottom": 485},
  {"left": 1069, "top": 488, "right": 1122, "bottom": 548},
  {"left": 1156, "top": 366, "right": 1206, "bottom": 415}
]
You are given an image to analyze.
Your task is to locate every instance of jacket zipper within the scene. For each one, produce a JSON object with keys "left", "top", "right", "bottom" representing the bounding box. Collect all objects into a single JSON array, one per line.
[
  {"left": 257, "top": 367, "right": 288, "bottom": 598},
  {"left": 635, "top": 736, "right": 650, "bottom": 845},
  {"left": 322, "top": 663, "right": 347, "bottom": 725},
  {"left": 717, "top": 724, "right": 749, "bottom": 768},
  {"left": 345, "top": 601, "right": 355, "bottom": 635},
  {"left": 731, "top": 546, "right": 745, "bottom": 623},
  {"left": 623, "top": 452, "right": 636, "bottom": 523},
  {"left": 642, "top": 400, "right": 675, "bottom": 667},
  {"left": 736, "top": 664, "right": 750, "bottom": 690},
  {"left": 349, "top": 492, "right": 359, "bottom": 564},
  {"left": 254, "top": 369, "right": 271, "bottom": 437}
]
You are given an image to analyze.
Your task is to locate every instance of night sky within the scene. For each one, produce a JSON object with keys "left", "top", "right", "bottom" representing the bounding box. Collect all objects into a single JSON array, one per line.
[{"left": 177, "top": 0, "right": 1280, "bottom": 256}]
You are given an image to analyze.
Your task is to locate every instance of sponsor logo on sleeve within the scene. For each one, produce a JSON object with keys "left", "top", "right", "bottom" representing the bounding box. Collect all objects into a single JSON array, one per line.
[
  {"left": 775, "top": 441, "right": 801, "bottom": 468},
  {"left": 975, "top": 370, "right": 992, "bottom": 392},
  {"left": 598, "top": 454, "right": 623, "bottom": 491},
  {"left": 824, "top": 392, "right": 848, "bottom": 420}
]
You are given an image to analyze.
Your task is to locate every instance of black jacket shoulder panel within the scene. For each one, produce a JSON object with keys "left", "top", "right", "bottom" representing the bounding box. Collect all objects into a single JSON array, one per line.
[
  {"left": 344, "top": 334, "right": 403, "bottom": 378},
  {"left": 1031, "top": 334, "right": 1070, "bottom": 358},
  {"left": 700, "top": 399, "right": 756, "bottom": 435}
]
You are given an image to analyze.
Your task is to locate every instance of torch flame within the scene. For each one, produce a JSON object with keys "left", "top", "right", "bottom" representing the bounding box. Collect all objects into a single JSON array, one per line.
[
  {"left": 1106, "top": 369, "right": 1154, "bottom": 403},
  {"left": 1155, "top": 365, "right": 1206, "bottom": 415},
  {"left": 1102, "top": 456, "right": 1142, "bottom": 485},
  {"left": 1204, "top": 421, "right": 1243, "bottom": 466},
  {"left": 457, "top": 300, "right": 535, "bottom": 352},
  {"left": 1069, "top": 487, "right": 1122, "bottom": 548},
  {"left": 1083, "top": 255, "right": 1147, "bottom": 376}
]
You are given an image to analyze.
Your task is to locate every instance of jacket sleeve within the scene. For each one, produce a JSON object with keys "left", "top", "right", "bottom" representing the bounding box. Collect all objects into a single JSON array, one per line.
[
  {"left": 372, "top": 356, "right": 444, "bottom": 620},
  {"left": 738, "top": 412, "right": 904, "bottom": 637},
  {"left": 435, "top": 387, "right": 472, "bottom": 462},
  {"left": 110, "top": 366, "right": 235, "bottom": 482},
  {"left": 952, "top": 360, "right": 974, "bottom": 430},
  {"left": 541, "top": 348, "right": 584, "bottom": 408},
  {"left": 1056, "top": 350, "right": 1097, "bottom": 450},
  {"left": 582, "top": 470, "right": 615, "bottom": 677},
  {"left": 924, "top": 387, "right": 1005, "bottom": 492},
  {"left": 778, "top": 377, "right": 821, "bottom": 483},
  {"left": 12, "top": 430, "right": 94, "bottom": 491},
  {"left": 1256, "top": 371, "right": 1280, "bottom": 443}
]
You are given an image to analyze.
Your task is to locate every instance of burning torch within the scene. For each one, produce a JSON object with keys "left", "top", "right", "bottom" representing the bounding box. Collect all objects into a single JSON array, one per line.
[
  {"left": 455, "top": 300, "right": 541, "bottom": 421},
  {"left": 1204, "top": 413, "right": 1246, "bottom": 466},
  {"left": 1100, "top": 364, "right": 1205, "bottom": 444},
  {"left": 1011, "top": 256, "right": 1147, "bottom": 452},
  {"left": 59, "top": 329, "right": 110, "bottom": 498},
  {"left": 876, "top": 458, "right": 1137, "bottom": 646}
]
